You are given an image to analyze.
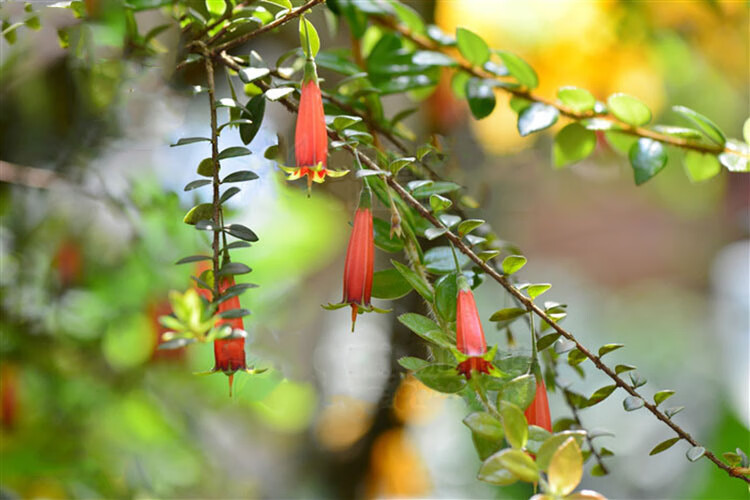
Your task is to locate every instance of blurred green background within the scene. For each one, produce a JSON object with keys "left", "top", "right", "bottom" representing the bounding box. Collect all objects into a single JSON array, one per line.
[{"left": 1, "top": 1, "right": 748, "bottom": 499}]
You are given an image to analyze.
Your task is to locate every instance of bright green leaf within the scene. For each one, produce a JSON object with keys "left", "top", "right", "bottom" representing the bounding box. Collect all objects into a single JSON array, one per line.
[
  {"left": 607, "top": 93, "right": 652, "bottom": 127},
  {"left": 629, "top": 138, "right": 667, "bottom": 185},
  {"left": 553, "top": 123, "right": 596, "bottom": 168}
]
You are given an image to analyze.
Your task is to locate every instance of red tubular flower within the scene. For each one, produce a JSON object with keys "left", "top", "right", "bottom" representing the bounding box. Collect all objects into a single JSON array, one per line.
[
  {"left": 1, "top": 364, "right": 18, "bottom": 431},
  {"left": 525, "top": 376, "right": 552, "bottom": 432},
  {"left": 213, "top": 276, "right": 247, "bottom": 396},
  {"left": 342, "top": 198, "right": 374, "bottom": 331},
  {"left": 286, "top": 59, "right": 347, "bottom": 192},
  {"left": 456, "top": 276, "right": 492, "bottom": 378}
]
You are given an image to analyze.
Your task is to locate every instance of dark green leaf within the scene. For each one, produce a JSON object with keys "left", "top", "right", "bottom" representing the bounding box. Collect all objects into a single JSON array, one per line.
[
  {"left": 197, "top": 158, "right": 215, "bottom": 177},
  {"left": 175, "top": 255, "right": 212, "bottom": 265},
  {"left": 629, "top": 138, "right": 667, "bottom": 185},
  {"left": 218, "top": 146, "right": 251, "bottom": 160},
  {"left": 391, "top": 260, "right": 433, "bottom": 303},
  {"left": 466, "top": 78, "right": 496, "bottom": 120},
  {"left": 411, "top": 181, "right": 462, "bottom": 198},
  {"left": 398, "top": 356, "right": 429, "bottom": 371},
  {"left": 224, "top": 224, "right": 258, "bottom": 242},
  {"left": 240, "top": 94, "right": 266, "bottom": 145},
  {"left": 567, "top": 349, "right": 587, "bottom": 366},
  {"left": 414, "top": 364, "right": 466, "bottom": 393},
  {"left": 585, "top": 385, "right": 617, "bottom": 407},
  {"left": 184, "top": 179, "right": 211, "bottom": 191},
  {"left": 615, "top": 363, "right": 636, "bottom": 374},
  {"left": 220, "top": 187, "right": 241, "bottom": 204},
  {"left": 218, "top": 308, "right": 251, "bottom": 319},
  {"left": 424, "top": 246, "right": 471, "bottom": 274},
  {"left": 458, "top": 219, "right": 484, "bottom": 237},
  {"left": 171, "top": 137, "right": 210, "bottom": 147},
  {"left": 434, "top": 272, "right": 458, "bottom": 323},
  {"left": 222, "top": 170, "right": 259, "bottom": 183},
  {"left": 218, "top": 262, "right": 252, "bottom": 276},
  {"left": 371, "top": 269, "right": 412, "bottom": 300},
  {"left": 489, "top": 307, "right": 526, "bottom": 328},
  {"left": 537, "top": 333, "right": 561, "bottom": 351}
]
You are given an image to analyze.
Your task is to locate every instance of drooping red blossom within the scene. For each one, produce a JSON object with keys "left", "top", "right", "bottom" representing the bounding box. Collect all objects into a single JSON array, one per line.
[
  {"left": 455, "top": 276, "right": 492, "bottom": 378},
  {"left": 213, "top": 276, "right": 247, "bottom": 396},
  {"left": 1, "top": 364, "right": 18, "bottom": 431},
  {"left": 525, "top": 375, "right": 552, "bottom": 432},
  {"left": 342, "top": 190, "right": 374, "bottom": 331},
  {"left": 53, "top": 239, "right": 83, "bottom": 288}
]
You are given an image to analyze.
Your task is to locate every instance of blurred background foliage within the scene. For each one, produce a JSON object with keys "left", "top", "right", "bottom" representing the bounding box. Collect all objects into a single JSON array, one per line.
[{"left": 0, "top": 0, "right": 748, "bottom": 499}]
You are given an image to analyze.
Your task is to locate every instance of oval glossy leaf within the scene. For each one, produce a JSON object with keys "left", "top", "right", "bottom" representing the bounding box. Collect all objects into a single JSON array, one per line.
[
  {"left": 398, "top": 312, "right": 440, "bottom": 337},
  {"left": 224, "top": 224, "right": 258, "bottom": 242},
  {"left": 585, "top": 385, "right": 617, "bottom": 407},
  {"left": 653, "top": 390, "right": 676, "bottom": 406},
  {"left": 184, "top": 179, "right": 211, "bottom": 191},
  {"left": 496, "top": 50, "right": 538, "bottom": 89},
  {"left": 466, "top": 78, "right": 496, "bottom": 120},
  {"left": 489, "top": 307, "right": 526, "bottom": 329},
  {"left": 548, "top": 437, "right": 583, "bottom": 496},
  {"left": 493, "top": 448, "right": 539, "bottom": 483},
  {"left": 557, "top": 86, "right": 595, "bottom": 113},
  {"left": 672, "top": 105, "right": 726, "bottom": 146},
  {"left": 424, "top": 246, "right": 471, "bottom": 274},
  {"left": 218, "top": 146, "right": 251, "bottom": 160},
  {"left": 183, "top": 203, "right": 214, "bottom": 225},
  {"left": 477, "top": 453, "right": 518, "bottom": 486},
  {"left": 218, "top": 262, "right": 252, "bottom": 276},
  {"left": 414, "top": 364, "right": 466, "bottom": 393},
  {"left": 371, "top": 268, "right": 412, "bottom": 300},
  {"left": 222, "top": 170, "right": 259, "bottom": 183},
  {"left": 683, "top": 151, "right": 721, "bottom": 182},
  {"left": 458, "top": 219, "right": 484, "bottom": 237},
  {"left": 299, "top": 17, "right": 320, "bottom": 58},
  {"left": 607, "top": 93, "right": 652, "bottom": 127},
  {"left": 501, "top": 255, "right": 527, "bottom": 275},
  {"left": 435, "top": 272, "right": 458, "bottom": 323},
  {"left": 528, "top": 284, "right": 551, "bottom": 299},
  {"left": 500, "top": 374, "right": 536, "bottom": 411},
  {"left": 464, "top": 411, "right": 504, "bottom": 442},
  {"left": 629, "top": 138, "right": 667, "bottom": 185},
  {"left": 240, "top": 94, "right": 266, "bottom": 145},
  {"left": 499, "top": 401, "right": 528, "bottom": 450},
  {"left": 553, "top": 123, "right": 596, "bottom": 169},
  {"left": 517, "top": 103, "right": 559, "bottom": 137},
  {"left": 598, "top": 343, "right": 624, "bottom": 357},
  {"left": 536, "top": 431, "right": 587, "bottom": 471},
  {"left": 456, "top": 27, "right": 490, "bottom": 67}
]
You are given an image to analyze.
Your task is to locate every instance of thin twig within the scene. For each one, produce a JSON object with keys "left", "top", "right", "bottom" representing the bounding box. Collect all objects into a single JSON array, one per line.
[
  {"left": 217, "top": 53, "right": 748, "bottom": 485},
  {"left": 371, "top": 15, "right": 748, "bottom": 160}
]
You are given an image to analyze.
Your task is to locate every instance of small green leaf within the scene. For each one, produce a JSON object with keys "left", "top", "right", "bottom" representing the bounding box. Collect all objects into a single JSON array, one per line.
[
  {"left": 629, "top": 371, "right": 647, "bottom": 388},
  {"left": 391, "top": 260, "right": 433, "bottom": 303},
  {"left": 598, "top": 343, "right": 624, "bottom": 357},
  {"left": 184, "top": 179, "right": 211, "bottom": 191},
  {"left": 424, "top": 246, "right": 470, "bottom": 274},
  {"left": 499, "top": 401, "right": 528, "bottom": 450},
  {"left": 372, "top": 269, "right": 412, "bottom": 300},
  {"left": 536, "top": 431, "right": 587, "bottom": 471},
  {"left": 722, "top": 452, "right": 742, "bottom": 467},
  {"left": 464, "top": 411, "right": 504, "bottom": 442},
  {"left": 629, "top": 138, "right": 667, "bottom": 185},
  {"left": 458, "top": 219, "right": 484, "bottom": 237},
  {"left": 653, "top": 390, "right": 675, "bottom": 406},
  {"left": 414, "top": 364, "right": 466, "bottom": 393},
  {"left": 585, "top": 385, "right": 617, "bottom": 407},
  {"left": 501, "top": 255, "right": 527, "bottom": 275},
  {"left": 175, "top": 255, "right": 212, "bottom": 265},
  {"left": 434, "top": 272, "right": 458, "bottom": 323},
  {"left": 240, "top": 94, "right": 266, "bottom": 145},
  {"left": 410, "top": 181, "right": 462, "bottom": 198},
  {"left": 623, "top": 396, "right": 644, "bottom": 411},
  {"left": 220, "top": 187, "right": 240, "bottom": 204},
  {"left": 553, "top": 123, "right": 596, "bottom": 168},
  {"left": 492, "top": 449, "right": 539, "bottom": 483},
  {"left": 528, "top": 283, "right": 551, "bottom": 299},
  {"left": 567, "top": 349, "right": 586, "bottom": 366},
  {"left": 489, "top": 307, "right": 526, "bottom": 328},
  {"left": 222, "top": 170, "right": 259, "bottom": 183},
  {"left": 672, "top": 105, "right": 726, "bottom": 146},
  {"left": 429, "top": 194, "right": 452, "bottom": 212},
  {"left": 397, "top": 312, "right": 445, "bottom": 343},
  {"left": 683, "top": 151, "right": 721, "bottom": 182},
  {"left": 547, "top": 438, "right": 583, "bottom": 496},
  {"left": 537, "top": 333, "right": 561, "bottom": 351},
  {"left": 557, "top": 86, "right": 595, "bottom": 113},
  {"left": 649, "top": 437, "right": 681, "bottom": 456},
  {"left": 607, "top": 93, "right": 652, "bottom": 127},
  {"left": 517, "top": 103, "right": 559, "bottom": 137},
  {"left": 496, "top": 50, "right": 538, "bottom": 89},
  {"left": 299, "top": 17, "right": 320, "bottom": 58},
  {"left": 686, "top": 446, "right": 706, "bottom": 462},
  {"left": 615, "top": 363, "right": 636, "bottom": 375},
  {"left": 466, "top": 78, "right": 496, "bottom": 120},
  {"left": 183, "top": 203, "right": 214, "bottom": 225},
  {"left": 500, "top": 374, "right": 536, "bottom": 411},
  {"left": 332, "top": 115, "right": 363, "bottom": 131},
  {"left": 218, "top": 262, "right": 252, "bottom": 276},
  {"left": 398, "top": 356, "right": 429, "bottom": 371},
  {"left": 197, "top": 158, "right": 214, "bottom": 177},
  {"left": 477, "top": 453, "right": 518, "bottom": 486},
  {"left": 171, "top": 137, "right": 210, "bottom": 147},
  {"left": 224, "top": 224, "right": 258, "bottom": 242},
  {"left": 456, "top": 27, "right": 490, "bottom": 67},
  {"left": 218, "top": 146, "right": 251, "bottom": 160}
]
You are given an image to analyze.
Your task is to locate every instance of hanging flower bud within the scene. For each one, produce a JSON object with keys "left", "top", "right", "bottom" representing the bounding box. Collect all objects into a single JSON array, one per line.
[
  {"left": 342, "top": 188, "right": 374, "bottom": 331},
  {"left": 455, "top": 275, "right": 493, "bottom": 378},
  {"left": 1, "top": 364, "right": 18, "bottom": 431},
  {"left": 213, "top": 276, "right": 247, "bottom": 396},
  {"left": 284, "top": 58, "right": 347, "bottom": 193},
  {"left": 525, "top": 375, "right": 552, "bottom": 432}
]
